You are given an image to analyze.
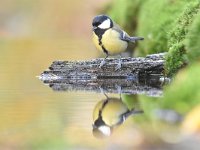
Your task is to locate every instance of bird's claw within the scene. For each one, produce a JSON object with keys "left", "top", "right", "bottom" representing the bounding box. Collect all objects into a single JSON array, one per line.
[
  {"left": 115, "top": 59, "right": 122, "bottom": 71},
  {"left": 99, "top": 59, "right": 106, "bottom": 68}
]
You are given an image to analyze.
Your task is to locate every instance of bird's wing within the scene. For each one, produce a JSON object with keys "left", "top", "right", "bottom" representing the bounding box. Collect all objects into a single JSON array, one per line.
[
  {"left": 113, "top": 23, "right": 144, "bottom": 42},
  {"left": 112, "top": 23, "right": 130, "bottom": 42}
]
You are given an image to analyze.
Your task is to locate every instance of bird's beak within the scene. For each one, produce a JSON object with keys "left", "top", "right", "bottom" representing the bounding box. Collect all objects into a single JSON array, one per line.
[
  {"left": 92, "top": 124, "right": 97, "bottom": 128},
  {"left": 93, "top": 26, "right": 97, "bottom": 30}
]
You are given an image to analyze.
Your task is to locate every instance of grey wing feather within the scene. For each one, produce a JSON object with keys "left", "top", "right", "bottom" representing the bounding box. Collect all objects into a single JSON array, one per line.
[{"left": 113, "top": 23, "right": 144, "bottom": 42}]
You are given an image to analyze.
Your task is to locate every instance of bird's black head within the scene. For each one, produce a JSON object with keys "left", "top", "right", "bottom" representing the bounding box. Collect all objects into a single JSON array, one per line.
[{"left": 92, "top": 15, "right": 113, "bottom": 31}]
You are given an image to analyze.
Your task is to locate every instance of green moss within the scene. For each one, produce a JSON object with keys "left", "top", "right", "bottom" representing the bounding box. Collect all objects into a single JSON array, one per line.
[
  {"left": 137, "top": 0, "right": 188, "bottom": 55},
  {"left": 122, "top": 94, "right": 140, "bottom": 110},
  {"left": 185, "top": 12, "right": 200, "bottom": 62},
  {"left": 165, "top": 1, "right": 200, "bottom": 75},
  {"left": 106, "top": 0, "right": 200, "bottom": 74},
  {"left": 165, "top": 42, "right": 187, "bottom": 75}
]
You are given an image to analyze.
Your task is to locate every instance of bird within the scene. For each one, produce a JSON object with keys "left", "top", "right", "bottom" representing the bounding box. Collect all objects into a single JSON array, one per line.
[
  {"left": 92, "top": 97, "right": 143, "bottom": 138},
  {"left": 92, "top": 14, "right": 144, "bottom": 70}
]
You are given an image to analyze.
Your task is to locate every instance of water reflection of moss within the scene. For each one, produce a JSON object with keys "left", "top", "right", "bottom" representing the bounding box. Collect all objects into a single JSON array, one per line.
[
  {"left": 122, "top": 94, "right": 139, "bottom": 110},
  {"left": 27, "top": 133, "right": 68, "bottom": 150},
  {"left": 161, "top": 63, "right": 200, "bottom": 114},
  {"left": 139, "top": 63, "right": 200, "bottom": 121}
]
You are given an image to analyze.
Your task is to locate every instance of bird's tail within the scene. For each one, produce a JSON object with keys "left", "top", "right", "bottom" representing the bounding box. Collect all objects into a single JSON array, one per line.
[
  {"left": 124, "top": 109, "right": 144, "bottom": 119},
  {"left": 130, "top": 36, "right": 144, "bottom": 42}
]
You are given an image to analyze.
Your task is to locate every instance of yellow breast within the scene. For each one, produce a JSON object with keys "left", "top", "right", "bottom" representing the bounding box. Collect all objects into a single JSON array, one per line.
[
  {"left": 102, "top": 29, "right": 128, "bottom": 55},
  {"left": 92, "top": 29, "right": 128, "bottom": 55},
  {"left": 102, "top": 99, "right": 128, "bottom": 126},
  {"left": 92, "top": 32, "right": 102, "bottom": 52}
]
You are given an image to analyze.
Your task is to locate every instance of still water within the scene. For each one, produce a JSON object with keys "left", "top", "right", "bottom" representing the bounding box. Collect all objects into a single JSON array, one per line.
[
  {"left": 1, "top": 38, "right": 200, "bottom": 150},
  {"left": 0, "top": 38, "right": 199, "bottom": 150},
  {"left": 0, "top": 39, "right": 107, "bottom": 149},
  {"left": 1, "top": 0, "right": 200, "bottom": 149},
  {"left": 0, "top": 37, "right": 167, "bottom": 150}
]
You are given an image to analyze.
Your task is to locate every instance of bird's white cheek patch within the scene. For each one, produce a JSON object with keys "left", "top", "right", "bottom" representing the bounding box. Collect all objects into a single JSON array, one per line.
[
  {"left": 98, "top": 19, "right": 111, "bottom": 29},
  {"left": 98, "top": 126, "right": 111, "bottom": 136}
]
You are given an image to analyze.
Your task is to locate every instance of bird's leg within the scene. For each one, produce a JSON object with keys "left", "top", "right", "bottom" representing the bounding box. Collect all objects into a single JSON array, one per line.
[
  {"left": 104, "top": 93, "right": 109, "bottom": 99},
  {"left": 99, "top": 86, "right": 109, "bottom": 98},
  {"left": 99, "top": 54, "right": 108, "bottom": 68},
  {"left": 115, "top": 54, "right": 122, "bottom": 70},
  {"left": 116, "top": 85, "right": 122, "bottom": 100}
]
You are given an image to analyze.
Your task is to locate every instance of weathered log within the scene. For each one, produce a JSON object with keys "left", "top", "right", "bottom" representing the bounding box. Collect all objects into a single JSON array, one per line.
[
  {"left": 40, "top": 53, "right": 165, "bottom": 80},
  {"left": 39, "top": 53, "right": 168, "bottom": 96}
]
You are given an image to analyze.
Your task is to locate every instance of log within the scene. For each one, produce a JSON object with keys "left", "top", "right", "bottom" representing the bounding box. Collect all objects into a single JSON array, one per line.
[
  {"left": 39, "top": 53, "right": 168, "bottom": 96},
  {"left": 41, "top": 53, "right": 165, "bottom": 79}
]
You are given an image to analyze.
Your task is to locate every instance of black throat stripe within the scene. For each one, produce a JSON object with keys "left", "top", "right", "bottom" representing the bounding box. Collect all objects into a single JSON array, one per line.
[
  {"left": 101, "top": 45, "right": 108, "bottom": 55},
  {"left": 94, "top": 99, "right": 109, "bottom": 127},
  {"left": 94, "top": 28, "right": 109, "bottom": 55},
  {"left": 99, "top": 37, "right": 108, "bottom": 55},
  {"left": 98, "top": 36, "right": 108, "bottom": 55}
]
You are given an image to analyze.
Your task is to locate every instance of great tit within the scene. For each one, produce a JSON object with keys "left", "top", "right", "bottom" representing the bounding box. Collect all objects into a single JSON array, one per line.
[
  {"left": 92, "top": 14, "right": 144, "bottom": 69},
  {"left": 92, "top": 97, "right": 143, "bottom": 138}
]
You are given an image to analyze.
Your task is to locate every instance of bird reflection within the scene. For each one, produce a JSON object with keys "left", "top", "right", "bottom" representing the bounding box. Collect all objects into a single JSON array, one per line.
[{"left": 92, "top": 94, "right": 143, "bottom": 138}]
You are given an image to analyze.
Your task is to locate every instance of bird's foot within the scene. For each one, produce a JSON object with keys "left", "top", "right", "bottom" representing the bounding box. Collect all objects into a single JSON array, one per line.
[
  {"left": 116, "top": 85, "right": 122, "bottom": 94},
  {"left": 99, "top": 59, "right": 106, "bottom": 68},
  {"left": 115, "top": 59, "right": 122, "bottom": 71},
  {"left": 99, "top": 86, "right": 104, "bottom": 93}
]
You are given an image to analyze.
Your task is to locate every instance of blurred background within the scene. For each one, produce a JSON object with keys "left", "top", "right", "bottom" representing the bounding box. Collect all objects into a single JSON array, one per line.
[
  {"left": 0, "top": 0, "right": 111, "bottom": 149},
  {"left": 0, "top": 0, "right": 200, "bottom": 150}
]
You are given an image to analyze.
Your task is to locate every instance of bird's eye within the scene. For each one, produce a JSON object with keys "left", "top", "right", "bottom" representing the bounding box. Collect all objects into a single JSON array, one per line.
[{"left": 93, "top": 22, "right": 100, "bottom": 27}]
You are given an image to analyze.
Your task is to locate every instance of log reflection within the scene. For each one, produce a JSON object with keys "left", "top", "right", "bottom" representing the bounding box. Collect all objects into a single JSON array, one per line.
[{"left": 40, "top": 74, "right": 167, "bottom": 96}]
